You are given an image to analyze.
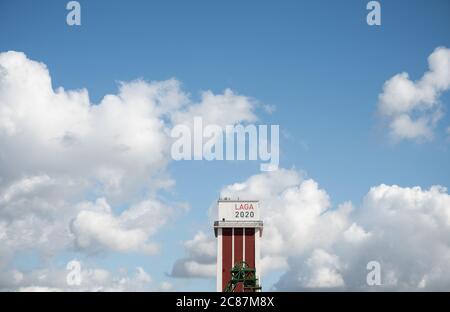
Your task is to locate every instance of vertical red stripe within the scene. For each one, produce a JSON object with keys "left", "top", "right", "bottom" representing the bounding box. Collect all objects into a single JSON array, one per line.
[
  {"left": 234, "top": 228, "right": 243, "bottom": 292},
  {"left": 245, "top": 228, "right": 255, "bottom": 268},
  {"left": 222, "top": 228, "right": 232, "bottom": 291}
]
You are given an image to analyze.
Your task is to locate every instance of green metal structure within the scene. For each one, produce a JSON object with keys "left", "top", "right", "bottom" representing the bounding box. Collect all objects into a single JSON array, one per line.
[{"left": 224, "top": 261, "right": 261, "bottom": 292}]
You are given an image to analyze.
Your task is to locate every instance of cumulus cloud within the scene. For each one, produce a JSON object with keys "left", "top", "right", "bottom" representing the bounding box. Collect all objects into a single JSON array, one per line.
[
  {"left": 0, "top": 262, "right": 155, "bottom": 292},
  {"left": 70, "top": 198, "right": 173, "bottom": 254},
  {"left": 377, "top": 46, "right": 450, "bottom": 142},
  {"left": 0, "top": 50, "right": 257, "bottom": 195},
  {"left": 299, "top": 249, "right": 344, "bottom": 288},
  {"left": 0, "top": 53, "right": 174, "bottom": 198},
  {"left": 171, "top": 89, "right": 257, "bottom": 128},
  {"left": 0, "top": 50, "right": 259, "bottom": 289},
  {"left": 169, "top": 231, "right": 216, "bottom": 278},
  {"left": 221, "top": 170, "right": 352, "bottom": 260},
  {"left": 0, "top": 175, "right": 75, "bottom": 267},
  {"left": 172, "top": 168, "right": 450, "bottom": 291}
]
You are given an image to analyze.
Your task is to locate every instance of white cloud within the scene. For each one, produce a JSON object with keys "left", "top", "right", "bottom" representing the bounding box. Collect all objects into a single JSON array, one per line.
[
  {"left": 1, "top": 264, "right": 154, "bottom": 292},
  {"left": 0, "top": 50, "right": 258, "bottom": 288},
  {"left": 260, "top": 255, "right": 289, "bottom": 275},
  {"left": 183, "top": 231, "right": 216, "bottom": 260},
  {"left": 169, "top": 231, "right": 216, "bottom": 278},
  {"left": 0, "top": 52, "right": 170, "bottom": 195},
  {"left": 173, "top": 168, "right": 450, "bottom": 291},
  {"left": 0, "top": 50, "right": 257, "bottom": 198},
  {"left": 343, "top": 222, "right": 371, "bottom": 244},
  {"left": 18, "top": 286, "right": 63, "bottom": 292},
  {"left": 135, "top": 267, "right": 152, "bottom": 283},
  {"left": 0, "top": 175, "right": 53, "bottom": 205},
  {"left": 159, "top": 281, "right": 173, "bottom": 291},
  {"left": 171, "top": 260, "right": 216, "bottom": 279},
  {"left": 70, "top": 198, "right": 172, "bottom": 254},
  {"left": 301, "top": 249, "right": 344, "bottom": 288},
  {"left": 377, "top": 47, "right": 450, "bottom": 141},
  {"left": 5, "top": 50, "right": 450, "bottom": 292},
  {"left": 389, "top": 114, "right": 435, "bottom": 141},
  {"left": 221, "top": 170, "right": 350, "bottom": 258},
  {"left": 171, "top": 89, "right": 257, "bottom": 128}
]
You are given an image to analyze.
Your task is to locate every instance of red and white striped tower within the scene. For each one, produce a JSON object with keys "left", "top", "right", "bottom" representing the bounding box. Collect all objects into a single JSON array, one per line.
[{"left": 214, "top": 199, "right": 263, "bottom": 292}]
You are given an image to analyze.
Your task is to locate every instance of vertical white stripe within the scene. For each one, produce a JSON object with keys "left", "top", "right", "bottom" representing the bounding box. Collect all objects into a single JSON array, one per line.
[
  {"left": 255, "top": 228, "right": 261, "bottom": 292},
  {"left": 243, "top": 228, "right": 246, "bottom": 263},
  {"left": 231, "top": 227, "right": 235, "bottom": 267},
  {"left": 216, "top": 228, "right": 223, "bottom": 292}
]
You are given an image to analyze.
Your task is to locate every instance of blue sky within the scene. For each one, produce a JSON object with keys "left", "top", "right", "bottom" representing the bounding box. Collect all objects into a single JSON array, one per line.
[{"left": 1, "top": 0, "right": 450, "bottom": 291}]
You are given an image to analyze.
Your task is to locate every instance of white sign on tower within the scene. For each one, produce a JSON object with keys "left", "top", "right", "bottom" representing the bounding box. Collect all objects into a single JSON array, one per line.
[{"left": 217, "top": 200, "right": 260, "bottom": 221}]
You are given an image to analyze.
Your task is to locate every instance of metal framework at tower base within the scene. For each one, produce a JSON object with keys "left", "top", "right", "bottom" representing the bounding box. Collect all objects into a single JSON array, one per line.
[{"left": 224, "top": 261, "right": 261, "bottom": 292}]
